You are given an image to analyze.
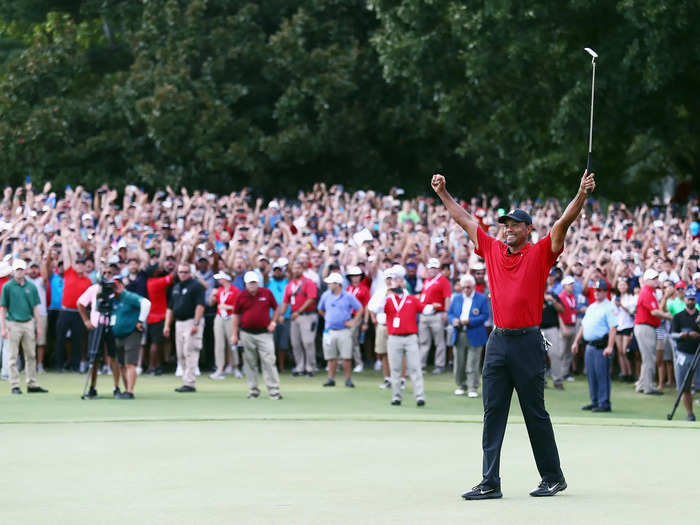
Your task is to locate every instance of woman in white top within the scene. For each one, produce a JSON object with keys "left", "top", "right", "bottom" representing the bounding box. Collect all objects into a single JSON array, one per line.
[{"left": 613, "top": 278, "right": 637, "bottom": 382}]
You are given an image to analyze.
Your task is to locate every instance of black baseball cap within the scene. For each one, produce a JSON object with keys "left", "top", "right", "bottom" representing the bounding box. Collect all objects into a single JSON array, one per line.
[
  {"left": 498, "top": 209, "right": 532, "bottom": 225},
  {"left": 592, "top": 279, "right": 608, "bottom": 291},
  {"left": 685, "top": 287, "right": 697, "bottom": 299}
]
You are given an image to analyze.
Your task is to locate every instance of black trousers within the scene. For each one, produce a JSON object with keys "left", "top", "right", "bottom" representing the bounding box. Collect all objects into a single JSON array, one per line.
[
  {"left": 54, "top": 310, "right": 85, "bottom": 370},
  {"left": 481, "top": 329, "right": 563, "bottom": 488}
]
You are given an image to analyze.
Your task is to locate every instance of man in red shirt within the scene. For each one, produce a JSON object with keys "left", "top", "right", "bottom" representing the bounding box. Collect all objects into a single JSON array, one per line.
[
  {"left": 209, "top": 272, "right": 240, "bottom": 379},
  {"left": 557, "top": 276, "right": 578, "bottom": 381},
  {"left": 633, "top": 269, "right": 665, "bottom": 395},
  {"left": 419, "top": 257, "right": 452, "bottom": 373},
  {"left": 433, "top": 170, "right": 595, "bottom": 500},
  {"left": 232, "top": 272, "right": 281, "bottom": 399},
  {"left": 145, "top": 266, "right": 174, "bottom": 375},
  {"left": 279, "top": 261, "right": 318, "bottom": 376},
  {"left": 384, "top": 266, "right": 426, "bottom": 407},
  {"left": 55, "top": 236, "right": 93, "bottom": 372},
  {"left": 346, "top": 265, "right": 371, "bottom": 372}
]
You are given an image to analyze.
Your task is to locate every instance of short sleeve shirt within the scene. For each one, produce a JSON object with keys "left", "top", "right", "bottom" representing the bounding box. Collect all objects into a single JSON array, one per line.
[
  {"left": 168, "top": 278, "right": 206, "bottom": 321},
  {"left": 634, "top": 285, "right": 661, "bottom": 327},
  {"left": 234, "top": 288, "right": 278, "bottom": 330},
  {"left": 62, "top": 266, "right": 93, "bottom": 309},
  {"left": 581, "top": 299, "right": 618, "bottom": 342},
  {"left": 318, "top": 290, "right": 362, "bottom": 330},
  {"left": 1, "top": 279, "right": 40, "bottom": 322},
  {"left": 283, "top": 277, "right": 318, "bottom": 313},
  {"left": 419, "top": 274, "right": 452, "bottom": 311},
  {"left": 475, "top": 228, "right": 561, "bottom": 329},
  {"left": 214, "top": 286, "right": 240, "bottom": 317}
]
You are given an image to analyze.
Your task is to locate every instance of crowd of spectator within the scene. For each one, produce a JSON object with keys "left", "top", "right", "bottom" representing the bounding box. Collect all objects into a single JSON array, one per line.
[{"left": 0, "top": 180, "right": 699, "bottom": 413}]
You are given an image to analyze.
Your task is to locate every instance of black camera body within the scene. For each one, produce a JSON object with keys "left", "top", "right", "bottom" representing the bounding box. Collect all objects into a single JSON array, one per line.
[{"left": 97, "top": 279, "right": 115, "bottom": 315}]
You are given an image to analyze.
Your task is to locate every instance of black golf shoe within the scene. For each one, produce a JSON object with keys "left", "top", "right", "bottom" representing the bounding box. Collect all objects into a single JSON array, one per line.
[
  {"left": 529, "top": 479, "right": 567, "bottom": 497},
  {"left": 461, "top": 484, "right": 502, "bottom": 500}
]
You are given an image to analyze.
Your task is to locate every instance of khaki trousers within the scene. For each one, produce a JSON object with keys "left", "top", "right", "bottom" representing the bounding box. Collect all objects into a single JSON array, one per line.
[
  {"left": 8, "top": 320, "right": 37, "bottom": 389},
  {"left": 559, "top": 323, "right": 577, "bottom": 378},
  {"left": 175, "top": 319, "right": 203, "bottom": 388},
  {"left": 291, "top": 313, "right": 317, "bottom": 373},
  {"left": 542, "top": 326, "right": 565, "bottom": 384},
  {"left": 454, "top": 332, "right": 483, "bottom": 391},
  {"left": 241, "top": 331, "right": 280, "bottom": 396},
  {"left": 214, "top": 315, "right": 238, "bottom": 370},
  {"left": 634, "top": 324, "right": 657, "bottom": 393},
  {"left": 387, "top": 334, "right": 425, "bottom": 402},
  {"left": 419, "top": 313, "right": 446, "bottom": 368}
]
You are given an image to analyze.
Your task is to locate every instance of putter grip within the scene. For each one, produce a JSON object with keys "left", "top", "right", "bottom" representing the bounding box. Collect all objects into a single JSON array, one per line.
[{"left": 586, "top": 152, "right": 592, "bottom": 173}]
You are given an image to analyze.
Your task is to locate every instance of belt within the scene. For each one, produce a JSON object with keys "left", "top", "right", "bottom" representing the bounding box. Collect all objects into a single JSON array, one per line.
[
  {"left": 637, "top": 323, "right": 657, "bottom": 328},
  {"left": 61, "top": 308, "right": 79, "bottom": 313},
  {"left": 298, "top": 311, "right": 315, "bottom": 316},
  {"left": 493, "top": 325, "right": 539, "bottom": 336},
  {"left": 241, "top": 328, "right": 267, "bottom": 335},
  {"left": 8, "top": 319, "right": 32, "bottom": 323},
  {"left": 389, "top": 333, "right": 416, "bottom": 337}
]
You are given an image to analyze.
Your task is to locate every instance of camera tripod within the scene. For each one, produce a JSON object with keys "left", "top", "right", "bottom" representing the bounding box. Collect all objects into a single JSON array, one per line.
[
  {"left": 667, "top": 345, "right": 700, "bottom": 420},
  {"left": 80, "top": 317, "right": 113, "bottom": 399}
]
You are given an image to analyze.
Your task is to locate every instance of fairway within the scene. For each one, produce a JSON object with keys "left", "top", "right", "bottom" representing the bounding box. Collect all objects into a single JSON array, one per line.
[{"left": 2, "top": 372, "right": 698, "bottom": 525}]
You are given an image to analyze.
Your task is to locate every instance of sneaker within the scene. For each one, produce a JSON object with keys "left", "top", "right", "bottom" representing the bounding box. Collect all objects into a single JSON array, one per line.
[
  {"left": 380, "top": 379, "right": 392, "bottom": 390},
  {"left": 581, "top": 403, "right": 595, "bottom": 410},
  {"left": 233, "top": 368, "right": 243, "bottom": 379},
  {"left": 400, "top": 378, "right": 406, "bottom": 390},
  {"left": 113, "top": 387, "right": 122, "bottom": 398},
  {"left": 432, "top": 367, "right": 445, "bottom": 374},
  {"left": 529, "top": 479, "right": 567, "bottom": 497},
  {"left": 105, "top": 366, "right": 113, "bottom": 376},
  {"left": 195, "top": 366, "right": 201, "bottom": 376},
  {"left": 27, "top": 386, "right": 48, "bottom": 393},
  {"left": 591, "top": 406, "right": 611, "bottom": 412},
  {"left": 565, "top": 375, "right": 575, "bottom": 382},
  {"left": 209, "top": 371, "right": 226, "bottom": 380},
  {"left": 79, "top": 361, "right": 88, "bottom": 373},
  {"left": 353, "top": 363, "right": 364, "bottom": 373},
  {"left": 37, "top": 364, "right": 46, "bottom": 374},
  {"left": 373, "top": 360, "right": 382, "bottom": 371},
  {"left": 175, "top": 385, "right": 196, "bottom": 393},
  {"left": 416, "top": 399, "right": 425, "bottom": 407},
  {"left": 454, "top": 388, "right": 466, "bottom": 396},
  {"left": 461, "top": 484, "right": 502, "bottom": 500},
  {"left": 323, "top": 378, "right": 336, "bottom": 387},
  {"left": 87, "top": 387, "right": 98, "bottom": 399},
  {"left": 645, "top": 390, "right": 664, "bottom": 396},
  {"left": 391, "top": 399, "right": 401, "bottom": 406},
  {"left": 291, "top": 370, "right": 303, "bottom": 377},
  {"left": 247, "top": 390, "right": 260, "bottom": 399},
  {"left": 270, "top": 393, "right": 283, "bottom": 400},
  {"left": 554, "top": 383, "right": 564, "bottom": 391},
  {"left": 686, "top": 413, "right": 696, "bottom": 422},
  {"left": 467, "top": 391, "right": 479, "bottom": 398},
  {"left": 144, "top": 368, "right": 156, "bottom": 376},
  {"left": 223, "top": 364, "right": 234, "bottom": 375},
  {"left": 154, "top": 367, "right": 164, "bottom": 376},
  {"left": 11, "top": 387, "right": 22, "bottom": 394},
  {"left": 136, "top": 366, "right": 143, "bottom": 376},
  {"left": 345, "top": 378, "right": 355, "bottom": 388},
  {"left": 175, "top": 365, "right": 183, "bottom": 377},
  {"left": 119, "top": 392, "right": 135, "bottom": 399}
]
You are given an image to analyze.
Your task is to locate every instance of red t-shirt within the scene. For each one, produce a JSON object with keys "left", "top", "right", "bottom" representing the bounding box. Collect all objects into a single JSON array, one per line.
[
  {"left": 419, "top": 274, "right": 452, "bottom": 311},
  {"left": 634, "top": 285, "right": 661, "bottom": 327},
  {"left": 558, "top": 290, "right": 578, "bottom": 326},
  {"left": 0, "top": 276, "right": 9, "bottom": 295},
  {"left": 475, "top": 228, "right": 561, "bottom": 329},
  {"left": 585, "top": 277, "right": 611, "bottom": 304},
  {"left": 347, "top": 284, "right": 370, "bottom": 314},
  {"left": 384, "top": 292, "right": 422, "bottom": 335},
  {"left": 146, "top": 274, "right": 173, "bottom": 324},
  {"left": 283, "top": 277, "right": 317, "bottom": 313},
  {"left": 234, "top": 288, "right": 278, "bottom": 330},
  {"left": 61, "top": 266, "right": 92, "bottom": 309},
  {"left": 214, "top": 285, "right": 240, "bottom": 317}
]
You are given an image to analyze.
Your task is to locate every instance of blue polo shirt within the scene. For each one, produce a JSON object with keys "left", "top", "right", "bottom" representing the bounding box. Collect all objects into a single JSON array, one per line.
[
  {"left": 267, "top": 277, "right": 291, "bottom": 319},
  {"left": 49, "top": 272, "right": 64, "bottom": 310},
  {"left": 318, "top": 290, "right": 362, "bottom": 330},
  {"left": 581, "top": 299, "right": 617, "bottom": 342}
]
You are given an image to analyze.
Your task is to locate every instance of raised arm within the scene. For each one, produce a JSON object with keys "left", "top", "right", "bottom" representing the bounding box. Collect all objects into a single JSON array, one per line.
[
  {"left": 430, "top": 174, "right": 480, "bottom": 250},
  {"left": 551, "top": 170, "right": 596, "bottom": 253}
]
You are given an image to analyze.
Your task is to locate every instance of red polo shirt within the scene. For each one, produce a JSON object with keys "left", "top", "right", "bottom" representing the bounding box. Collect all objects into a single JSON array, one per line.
[
  {"left": 419, "top": 274, "right": 452, "bottom": 311},
  {"left": 146, "top": 274, "right": 173, "bottom": 324},
  {"left": 61, "top": 266, "right": 92, "bottom": 309},
  {"left": 634, "top": 285, "right": 661, "bottom": 327},
  {"left": 558, "top": 290, "right": 577, "bottom": 326},
  {"left": 347, "top": 284, "right": 370, "bottom": 314},
  {"left": 283, "top": 277, "right": 317, "bottom": 313},
  {"left": 215, "top": 285, "right": 240, "bottom": 317},
  {"left": 234, "top": 287, "right": 277, "bottom": 331},
  {"left": 384, "top": 292, "right": 423, "bottom": 335},
  {"left": 475, "top": 227, "right": 561, "bottom": 329}
]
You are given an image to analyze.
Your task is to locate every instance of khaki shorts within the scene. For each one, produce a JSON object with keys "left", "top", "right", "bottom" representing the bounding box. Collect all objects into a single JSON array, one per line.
[
  {"left": 374, "top": 323, "right": 387, "bottom": 355},
  {"left": 323, "top": 329, "right": 352, "bottom": 360},
  {"left": 36, "top": 315, "right": 48, "bottom": 346},
  {"left": 116, "top": 331, "right": 141, "bottom": 366}
]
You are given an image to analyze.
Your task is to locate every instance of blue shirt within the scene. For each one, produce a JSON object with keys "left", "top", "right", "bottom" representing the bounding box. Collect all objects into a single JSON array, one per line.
[
  {"left": 49, "top": 272, "right": 64, "bottom": 310},
  {"left": 581, "top": 299, "right": 617, "bottom": 342},
  {"left": 318, "top": 290, "right": 362, "bottom": 330},
  {"left": 267, "top": 277, "right": 291, "bottom": 319}
]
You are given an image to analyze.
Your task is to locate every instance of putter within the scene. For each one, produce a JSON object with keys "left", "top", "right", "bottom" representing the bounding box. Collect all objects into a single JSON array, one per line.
[{"left": 584, "top": 47, "right": 597, "bottom": 174}]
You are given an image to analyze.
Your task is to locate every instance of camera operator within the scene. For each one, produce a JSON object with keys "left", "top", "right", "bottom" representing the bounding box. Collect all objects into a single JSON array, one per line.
[
  {"left": 78, "top": 267, "right": 121, "bottom": 398},
  {"left": 110, "top": 276, "right": 151, "bottom": 399}
]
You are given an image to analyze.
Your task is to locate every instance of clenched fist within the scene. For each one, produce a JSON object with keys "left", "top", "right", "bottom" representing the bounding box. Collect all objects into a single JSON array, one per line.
[{"left": 431, "top": 174, "right": 446, "bottom": 194}]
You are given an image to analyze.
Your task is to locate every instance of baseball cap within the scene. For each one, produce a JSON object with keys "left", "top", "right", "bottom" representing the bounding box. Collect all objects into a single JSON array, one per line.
[
  {"left": 675, "top": 280, "right": 687, "bottom": 289},
  {"left": 561, "top": 276, "right": 575, "bottom": 285},
  {"left": 471, "top": 262, "right": 485, "bottom": 271},
  {"left": 643, "top": 269, "right": 659, "bottom": 281},
  {"left": 81, "top": 213, "right": 93, "bottom": 222},
  {"left": 592, "top": 279, "right": 608, "bottom": 291},
  {"left": 257, "top": 254, "right": 269, "bottom": 262},
  {"left": 12, "top": 259, "right": 27, "bottom": 271},
  {"left": 346, "top": 265, "right": 363, "bottom": 276},
  {"left": 29, "top": 261, "right": 39, "bottom": 268},
  {"left": 268, "top": 200, "right": 280, "bottom": 209},
  {"left": 243, "top": 271, "right": 259, "bottom": 284},
  {"left": 426, "top": 258, "right": 441, "bottom": 269},
  {"left": 390, "top": 265, "right": 406, "bottom": 278},
  {"left": 685, "top": 287, "right": 697, "bottom": 299},
  {"left": 75, "top": 256, "right": 87, "bottom": 264},
  {"left": 324, "top": 273, "right": 343, "bottom": 285},
  {"left": 213, "top": 272, "right": 231, "bottom": 281},
  {"left": 497, "top": 209, "right": 532, "bottom": 225},
  {"left": 693, "top": 272, "right": 700, "bottom": 281}
]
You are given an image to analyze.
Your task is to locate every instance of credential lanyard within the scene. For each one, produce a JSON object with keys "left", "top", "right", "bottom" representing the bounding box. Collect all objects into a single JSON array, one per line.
[{"left": 391, "top": 293, "right": 407, "bottom": 314}]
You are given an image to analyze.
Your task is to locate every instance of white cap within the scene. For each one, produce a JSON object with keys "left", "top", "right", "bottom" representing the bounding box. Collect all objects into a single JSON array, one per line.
[
  {"left": 643, "top": 269, "right": 659, "bottom": 281},
  {"left": 0, "top": 261, "right": 11, "bottom": 277},
  {"left": 471, "top": 262, "right": 485, "bottom": 271},
  {"left": 272, "top": 257, "right": 288, "bottom": 270},
  {"left": 324, "top": 272, "right": 343, "bottom": 285},
  {"left": 346, "top": 265, "right": 363, "bottom": 276},
  {"left": 390, "top": 265, "right": 406, "bottom": 278},
  {"left": 244, "top": 271, "right": 260, "bottom": 284},
  {"left": 12, "top": 259, "right": 27, "bottom": 271},
  {"left": 561, "top": 276, "right": 575, "bottom": 286},
  {"left": 427, "top": 258, "right": 441, "bottom": 269},
  {"left": 81, "top": 213, "right": 93, "bottom": 222},
  {"left": 653, "top": 219, "right": 664, "bottom": 229},
  {"left": 257, "top": 254, "right": 269, "bottom": 262},
  {"left": 268, "top": 200, "right": 280, "bottom": 209},
  {"left": 117, "top": 239, "right": 127, "bottom": 249},
  {"left": 107, "top": 255, "right": 120, "bottom": 265},
  {"left": 214, "top": 272, "right": 231, "bottom": 281},
  {"left": 693, "top": 272, "right": 700, "bottom": 281}
]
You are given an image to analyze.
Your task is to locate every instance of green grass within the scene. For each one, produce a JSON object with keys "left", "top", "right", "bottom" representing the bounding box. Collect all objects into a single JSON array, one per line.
[{"left": 1, "top": 371, "right": 698, "bottom": 524}]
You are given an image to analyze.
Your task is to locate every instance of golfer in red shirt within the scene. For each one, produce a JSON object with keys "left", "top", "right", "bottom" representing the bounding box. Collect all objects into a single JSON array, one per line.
[{"left": 433, "top": 170, "right": 595, "bottom": 500}]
